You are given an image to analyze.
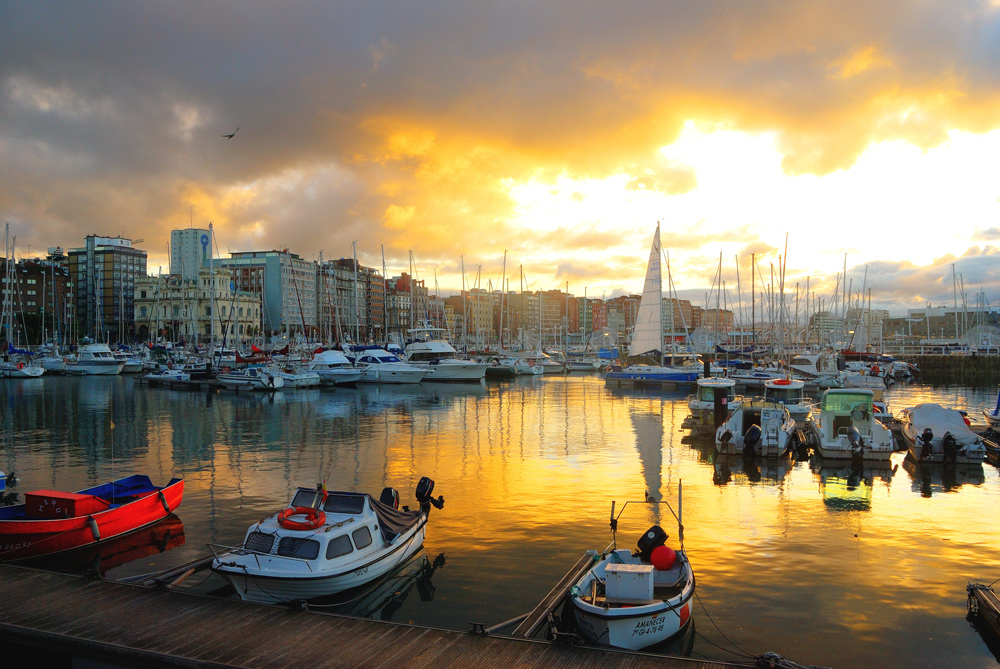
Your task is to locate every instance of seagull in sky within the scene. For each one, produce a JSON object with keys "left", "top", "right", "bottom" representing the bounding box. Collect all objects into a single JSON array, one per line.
[{"left": 223, "top": 126, "right": 240, "bottom": 139}]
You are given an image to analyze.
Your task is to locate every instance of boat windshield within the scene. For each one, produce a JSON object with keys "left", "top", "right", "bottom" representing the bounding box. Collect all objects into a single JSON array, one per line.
[
  {"left": 323, "top": 494, "right": 366, "bottom": 515},
  {"left": 823, "top": 392, "right": 872, "bottom": 413},
  {"left": 698, "top": 387, "right": 716, "bottom": 401}
]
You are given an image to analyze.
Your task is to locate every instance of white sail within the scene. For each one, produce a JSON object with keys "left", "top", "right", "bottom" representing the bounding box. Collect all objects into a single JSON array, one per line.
[{"left": 628, "top": 224, "right": 663, "bottom": 359}]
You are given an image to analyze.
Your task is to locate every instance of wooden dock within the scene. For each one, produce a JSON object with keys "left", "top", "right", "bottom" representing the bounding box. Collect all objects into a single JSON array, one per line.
[{"left": 0, "top": 563, "right": 752, "bottom": 669}]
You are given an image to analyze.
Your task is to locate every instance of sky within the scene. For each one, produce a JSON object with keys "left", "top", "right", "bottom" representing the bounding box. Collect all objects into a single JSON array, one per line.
[{"left": 3, "top": 1, "right": 1000, "bottom": 317}]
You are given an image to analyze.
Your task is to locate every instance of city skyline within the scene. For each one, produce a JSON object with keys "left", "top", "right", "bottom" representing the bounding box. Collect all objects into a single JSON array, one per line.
[{"left": 3, "top": 3, "right": 1000, "bottom": 316}]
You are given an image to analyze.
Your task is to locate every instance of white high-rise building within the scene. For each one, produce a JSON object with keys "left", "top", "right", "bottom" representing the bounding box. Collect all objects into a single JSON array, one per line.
[{"left": 170, "top": 228, "right": 211, "bottom": 280}]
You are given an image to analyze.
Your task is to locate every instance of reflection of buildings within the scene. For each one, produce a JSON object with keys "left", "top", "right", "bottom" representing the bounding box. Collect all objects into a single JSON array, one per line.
[
  {"left": 811, "top": 457, "right": 895, "bottom": 511},
  {"left": 712, "top": 454, "right": 792, "bottom": 486},
  {"left": 901, "top": 455, "right": 985, "bottom": 497}
]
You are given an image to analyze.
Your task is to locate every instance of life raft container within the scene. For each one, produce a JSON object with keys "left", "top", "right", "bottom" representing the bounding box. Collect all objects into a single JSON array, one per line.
[{"left": 277, "top": 506, "right": 326, "bottom": 531}]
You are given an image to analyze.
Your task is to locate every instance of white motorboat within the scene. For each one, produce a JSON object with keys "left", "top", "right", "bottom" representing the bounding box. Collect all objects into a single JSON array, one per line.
[
  {"left": 500, "top": 355, "right": 544, "bottom": 376},
  {"left": 344, "top": 346, "right": 427, "bottom": 384},
  {"left": 216, "top": 366, "right": 284, "bottom": 390},
  {"left": 899, "top": 403, "right": 989, "bottom": 464},
  {"left": 37, "top": 353, "right": 67, "bottom": 374},
  {"left": 269, "top": 363, "right": 321, "bottom": 388},
  {"left": 67, "top": 343, "right": 124, "bottom": 375},
  {"left": 685, "top": 377, "right": 740, "bottom": 437},
  {"left": 565, "top": 359, "right": 602, "bottom": 372},
  {"left": 403, "top": 324, "right": 487, "bottom": 382},
  {"left": 142, "top": 367, "right": 191, "bottom": 382},
  {"left": 715, "top": 398, "right": 795, "bottom": 457},
  {"left": 211, "top": 477, "right": 445, "bottom": 604},
  {"left": 113, "top": 351, "right": 144, "bottom": 374},
  {"left": 304, "top": 349, "right": 363, "bottom": 387},
  {"left": 0, "top": 358, "right": 45, "bottom": 378},
  {"left": 807, "top": 388, "right": 895, "bottom": 461},
  {"left": 761, "top": 378, "right": 812, "bottom": 424},
  {"left": 568, "top": 491, "right": 694, "bottom": 650}
]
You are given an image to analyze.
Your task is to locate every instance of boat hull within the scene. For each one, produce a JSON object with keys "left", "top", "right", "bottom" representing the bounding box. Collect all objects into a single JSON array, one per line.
[
  {"left": 215, "top": 522, "right": 426, "bottom": 604},
  {"left": 573, "top": 598, "right": 693, "bottom": 650},
  {"left": 0, "top": 478, "right": 184, "bottom": 561},
  {"left": 418, "top": 362, "right": 487, "bottom": 382}
]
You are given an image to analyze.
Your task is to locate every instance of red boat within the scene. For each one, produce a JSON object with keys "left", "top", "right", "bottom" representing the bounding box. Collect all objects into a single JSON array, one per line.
[{"left": 0, "top": 475, "right": 184, "bottom": 561}]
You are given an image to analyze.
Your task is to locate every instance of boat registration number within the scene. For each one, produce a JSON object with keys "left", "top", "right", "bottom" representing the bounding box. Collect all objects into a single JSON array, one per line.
[
  {"left": 0, "top": 541, "right": 30, "bottom": 551},
  {"left": 632, "top": 619, "right": 665, "bottom": 637},
  {"left": 353, "top": 566, "right": 369, "bottom": 577}
]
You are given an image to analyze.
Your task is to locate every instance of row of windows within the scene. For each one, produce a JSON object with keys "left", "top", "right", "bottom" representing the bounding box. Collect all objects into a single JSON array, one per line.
[{"left": 243, "top": 525, "right": 374, "bottom": 561}]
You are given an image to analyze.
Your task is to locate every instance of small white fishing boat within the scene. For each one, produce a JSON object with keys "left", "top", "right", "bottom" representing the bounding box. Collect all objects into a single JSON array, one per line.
[
  {"left": 568, "top": 490, "right": 694, "bottom": 650},
  {"left": 762, "top": 378, "right": 812, "bottom": 424},
  {"left": 269, "top": 363, "right": 321, "bottom": 387},
  {"left": 807, "top": 388, "right": 895, "bottom": 461},
  {"left": 143, "top": 367, "right": 191, "bottom": 382},
  {"left": 715, "top": 399, "right": 795, "bottom": 457},
  {"left": 899, "top": 403, "right": 989, "bottom": 464},
  {"left": 216, "top": 366, "right": 284, "bottom": 390},
  {"left": 211, "top": 478, "right": 445, "bottom": 604},
  {"left": 685, "top": 377, "right": 740, "bottom": 437}
]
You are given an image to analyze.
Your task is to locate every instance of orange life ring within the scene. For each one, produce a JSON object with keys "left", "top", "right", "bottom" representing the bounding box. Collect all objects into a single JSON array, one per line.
[
  {"left": 16, "top": 362, "right": 24, "bottom": 370},
  {"left": 773, "top": 378, "right": 791, "bottom": 385},
  {"left": 277, "top": 506, "right": 326, "bottom": 531}
]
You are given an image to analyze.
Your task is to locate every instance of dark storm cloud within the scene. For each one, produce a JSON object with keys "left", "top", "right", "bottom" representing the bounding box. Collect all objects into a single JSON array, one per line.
[{"left": 2, "top": 1, "right": 1000, "bottom": 298}]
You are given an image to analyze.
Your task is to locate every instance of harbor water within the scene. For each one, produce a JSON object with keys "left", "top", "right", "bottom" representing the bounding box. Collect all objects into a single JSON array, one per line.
[{"left": 1, "top": 375, "right": 998, "bottom": 668}]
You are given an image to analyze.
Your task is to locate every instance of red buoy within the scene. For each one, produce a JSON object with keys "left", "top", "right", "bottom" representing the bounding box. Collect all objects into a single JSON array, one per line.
[{"left": 651, "top": 544, "right": 676, "bottom": 570}]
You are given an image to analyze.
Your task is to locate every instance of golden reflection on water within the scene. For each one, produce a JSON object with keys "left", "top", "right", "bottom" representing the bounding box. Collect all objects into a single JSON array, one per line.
[{"left": 3, "top": 376, "right": 1000, "bottom": 667}]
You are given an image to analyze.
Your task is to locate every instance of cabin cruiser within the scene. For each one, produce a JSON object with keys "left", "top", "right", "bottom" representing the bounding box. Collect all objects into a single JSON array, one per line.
[
  {"left": 67, "top": 342, "right": 124, "bottom": 375},
  {"left": 403, "top": 325, "right": 487, "bottom": 382},
  {"left": 762, "top": 378, "right": 812, "bottom": 424},
  {"left": 899, "top": 404, "right": 989, "bottom": 464},
  {"left": 211, "top": 478, "right": 444, "bottom": 604},
  {"left": 344, "top": 346, "right": 427, "bottom": 384},
  {"left": 268, "top": 363, "right": 321, "bottom": 388},
  {"left": 142, "top": 367, "right": 191, "bottom": 382},
  {"left": 304, "top": 349, "right": 363, "bottom": 387},
  {"left": 807, "top": 388, "right": 895, "bottom": 461},
  {"left": 685, "top": 377, "right": 740, "bottom": 437}
]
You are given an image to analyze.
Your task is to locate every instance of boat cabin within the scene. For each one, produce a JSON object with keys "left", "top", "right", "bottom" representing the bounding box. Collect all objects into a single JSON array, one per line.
[
  {"left": 818, "top": 389, "right": 875, "bottom": 441},
  {"left": 695, "top": 378, "right": 736, "bottom": 403}
]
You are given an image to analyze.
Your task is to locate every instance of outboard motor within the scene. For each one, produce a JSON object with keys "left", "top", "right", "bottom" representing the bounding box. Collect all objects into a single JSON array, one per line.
[
  {"left": 379, "top": 486, "right": 400, "bottom": 509},
  {"left": 743, "top": 424, "right": 762, "bottom": 459},
  {"left": 847, "top": 426, "right": 864, "bottom": 462},
  {"left": 918, "top": 428, "right": 934, "bottom": 461},
  {"left": 718, "top": 429, "right": 733, "bottom": 446},
  {"left": 636, "top": 525, "right": 668, "bottom": 563},
  {"left": 416, "top": 476, "right": 445, "bottom": 513},
  {"left": 942, "top": 432, "right": 958, "bottom": 464}
]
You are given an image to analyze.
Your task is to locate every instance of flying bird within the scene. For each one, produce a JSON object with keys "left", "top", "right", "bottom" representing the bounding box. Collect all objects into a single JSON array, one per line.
[{"left": 223, "top": 126, "right": 240, "bottom": 139}]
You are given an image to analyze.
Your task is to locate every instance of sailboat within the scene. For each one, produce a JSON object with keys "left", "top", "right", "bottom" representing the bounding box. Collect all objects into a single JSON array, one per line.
[{"left": 605, "top": 224, "right": 701, "bottom": 389}]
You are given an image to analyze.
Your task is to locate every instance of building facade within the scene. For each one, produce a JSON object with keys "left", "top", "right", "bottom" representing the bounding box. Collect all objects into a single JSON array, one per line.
[{"left": 67, "top": 235, "right": 147, "bottom": 343}]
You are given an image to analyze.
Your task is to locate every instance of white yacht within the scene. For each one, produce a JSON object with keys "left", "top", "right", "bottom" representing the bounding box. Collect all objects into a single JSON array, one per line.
[
  {"left": 216, "top": 366, "right": 284, "bottom": 390},
  {"left": 269, "top": 363, "right": 321, "bottom": 387},
  {"left": 403, "top": 325, "right": 486, "bottom": 382},
  {"left": 304, "top": 349, "right": 362, "bottom": 387},
  {"left": 68, "top": 343, "right": 124, "bottom": 375},
  {"left": 807, "top": 388, "right": 895, "bottom": 461},
  {"left": 344, "top": 346, "right": 427, "bottom": 384},
  {"left": 0, "top": 358, "right": 45, "bottom": 378}
]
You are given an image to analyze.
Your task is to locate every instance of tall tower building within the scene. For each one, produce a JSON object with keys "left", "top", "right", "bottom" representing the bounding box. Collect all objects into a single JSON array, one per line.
[
  {"left": 170, "top": 228, "right": 211, "bottom": 280},
  {"left": 67, "top": 235, "right": 147, "bottom": 343}
]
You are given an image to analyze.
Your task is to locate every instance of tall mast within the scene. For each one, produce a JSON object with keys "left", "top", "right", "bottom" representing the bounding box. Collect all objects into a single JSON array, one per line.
[
  {"left": 352, "top": 241, "right": 360, "bottom": 344},
  {"left": 461, "top": 255, "right": 467, "bottom": 348},
  {"left": 209, "top": 223, "right": 215, "bottom": 355},
  {"left": 381, "top": 245, "right": 388, "bottom": 346}
]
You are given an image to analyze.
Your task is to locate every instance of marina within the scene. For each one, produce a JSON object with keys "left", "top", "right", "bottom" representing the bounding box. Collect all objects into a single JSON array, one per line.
[{"left": 0, "top": 374, "right": 998, "bottom": 667}]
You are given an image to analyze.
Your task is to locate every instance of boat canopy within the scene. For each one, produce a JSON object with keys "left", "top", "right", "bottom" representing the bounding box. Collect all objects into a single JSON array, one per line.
[
  {"left": 822, "top": 391, "right": 873, "bottom": 413},
  {"left": 908, "top": 404, "right": 980, "bottom": 446}
]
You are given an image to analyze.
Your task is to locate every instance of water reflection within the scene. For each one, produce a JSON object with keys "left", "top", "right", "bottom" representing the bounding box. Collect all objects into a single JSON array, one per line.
[
  {"left": 901, "top": 456, "right": 986, "bottom": 497},
  {"left": 810, "top": 458, "right": 895, "bottom": 511},
  {"left": 2, "top": 376, "right": 1000, "bottom": 667},
  {"left": 711, "top": 454, "right": 793, "bottom": 486},
  {"left": 20, "top": 514, "right": 185, "bottom": 576}
]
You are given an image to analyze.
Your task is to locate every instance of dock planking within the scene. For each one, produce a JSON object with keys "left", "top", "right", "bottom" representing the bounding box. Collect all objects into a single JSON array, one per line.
[{"left": 0, "top": 563, "right": 749, "bottom": 669}]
